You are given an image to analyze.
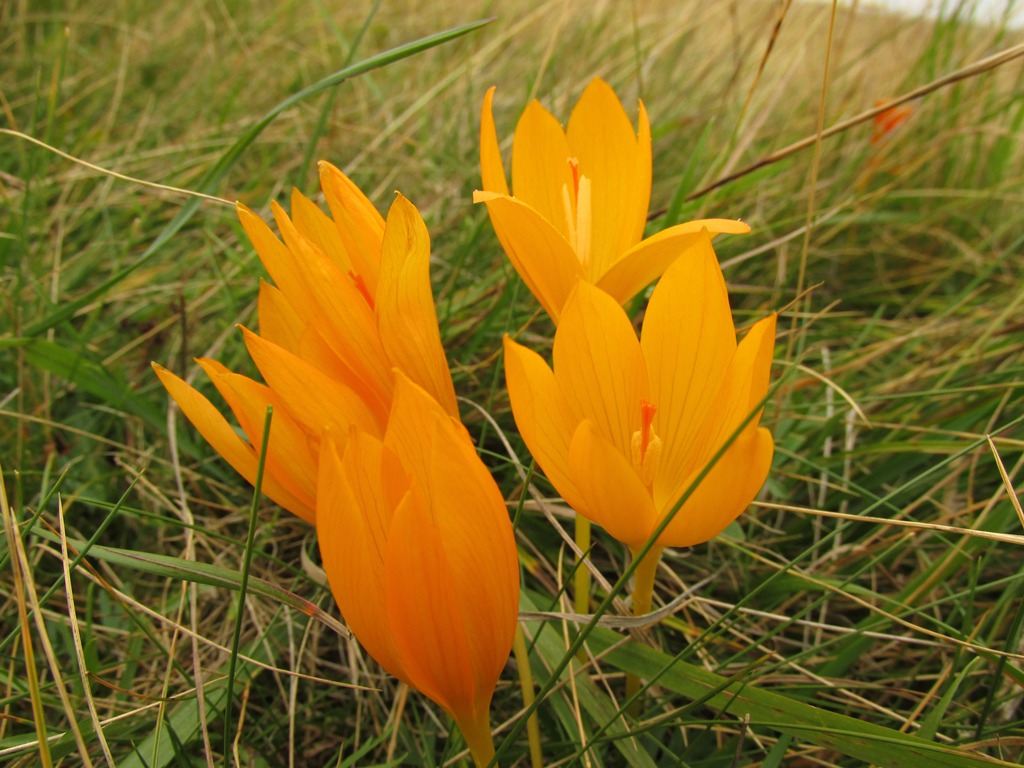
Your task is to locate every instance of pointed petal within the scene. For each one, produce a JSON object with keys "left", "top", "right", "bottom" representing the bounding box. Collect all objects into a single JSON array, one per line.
[
  {"left": 239, "top": 326, "right": 381, "bottom": 437},
  {"left": 318, "top": 161, "right": 384, "bottom": 296},
  {"left": 153, "top": 363, "right": 316, "bottom": 521},
  {"left": 675, "top": 313, "right": 777, "bottom": 490},
  {"left": 503, "top": 336, "right": 584, "bottom": 509},
  {"left": 385, "top": 483, "right": 476, "bottom": 719},
  {"left": 389, "top": 375, "right": 518, "bottom": 705},
  {"left": 566, "top": 78, "right": 649, "bottom": 278},
  {"left": 473, "top": 191, "right": 584, "bottom": 323},
  {"left": 554, "top": 281, "right": 648, "bottom": 457},
  {"left": 656, "top": 426, "right": 773, "bottom": 548},
  {"left": 196, "top": 359, "right": 319, "bottom": 521},
  {"left": 376, "top": 195, "right": 459, "bottom": 419},
  {"left": 568, "top": 420, "right": 657, "bottom": 548},
  {"left": 642, "top": 234, "right": 738, "bottom": 508},
  {"left": 510, "top": 99, "right": 575, "bottom": 241},
  {"left": 257, "top": 280, "right": 303, "bottom": 354},
  {"left": 317, "top": 432, "right": 411, "bottom": 684},
  {"left": 242, "top": 201, "right": 393, "bottom": 406},
  {"left": 595, "top": 219, "right": 751, "bottom": 306},
  {"left": 289, "top": 186, "right": 354, "bottom": 275},
  {"left": 479, "top": 86, "right": 509, "bottom": 196}
]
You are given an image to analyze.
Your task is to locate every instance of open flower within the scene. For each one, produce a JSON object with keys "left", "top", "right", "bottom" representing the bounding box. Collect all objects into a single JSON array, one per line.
[
  {"left": 504, "top": 231, "right": 775, "bottom": 553},
  {"left": 475, "top": 77, "right": 751, "bottom": 322},
  {"left": 153, "top": 163, "right": 457, "bottom": 522},
  {"left": 317, "top": 372, "right": 519, "bottom": 767}
]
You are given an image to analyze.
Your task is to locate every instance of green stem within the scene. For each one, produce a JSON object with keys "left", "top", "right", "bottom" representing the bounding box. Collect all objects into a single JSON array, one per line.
[
  {"left": 625, "top": 544, "right": 663, "bottom": 712},
  {"left": 512, "top": 625, "right": 543, "bottom": 768}
]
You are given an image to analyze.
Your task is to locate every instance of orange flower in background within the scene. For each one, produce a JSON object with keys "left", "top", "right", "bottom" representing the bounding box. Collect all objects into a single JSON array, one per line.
[
  {"left": 871, "top": 99, "right": 914, "bottom": 145},
  {"left": 154, "top": 163, "right": 457, "bottom": 522},
  {"left": 475, "top": 77, "right": 751, "bottom": 322},
  {"left": 317, "top": 373, "right": 519, "bottom": 767},
  {"left": 504, "top": 231, "right": 776, "bottom": 556}
]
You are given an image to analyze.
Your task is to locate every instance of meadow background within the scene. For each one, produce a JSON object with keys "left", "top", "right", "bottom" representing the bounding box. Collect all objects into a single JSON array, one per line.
[{"left": 2, "top": 0, "right": 1024, "bottom": 765}]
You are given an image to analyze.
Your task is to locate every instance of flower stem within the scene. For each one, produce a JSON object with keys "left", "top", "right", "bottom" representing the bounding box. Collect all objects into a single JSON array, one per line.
[
  {"left": 457, "top": 708, "right": 496, "bottom": 768},
  {"left": 512, "top": 625, "right": 543, "bottom": 768},
  {"left": 574, "top": 515, "right": 591, "bottom": 663},
  {"left": 625, "top": 545, "right": 663, "bottom": 713}
]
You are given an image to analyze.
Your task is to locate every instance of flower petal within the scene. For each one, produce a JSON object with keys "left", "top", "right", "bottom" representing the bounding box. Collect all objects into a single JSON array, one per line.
[
  {"left": 385, "top": 482, "right": 476, "bottom": 720},
  {"left": 655, "top": 426, "right": 773, "bottom": 548},
  {"left": 641, "top": 233, "right": 737, "bottom": 509},
  {"left": 153, "top": 362, "right": 316, "bottom": 521},
  {"left": 257, "top": 280, "right": 304, "bottom": 354},
  {"left": 289, "top": 186, "right": 354, "bottom": 276},
  {"left": 510, "top": 98, "right": 575, "bottom": 241},
  {"left": 566, "top": 78, "right": 649, "bottom": 279},
  {"left": 239, "top": 326, "right": 381, "bottom": 437},
  {"left": 595, "top": 219, "right": 751, "bottom": 306},
  {"left": 240, "top": 201, "right": 393, "bottom": 406},
  {"left": 473, "top": 191, "right": 584, "bottom": 323},
  {"left": 196, "top": 358, "right": 319, "bottom": 520},
  {"left": 317, "top": 431, "right": 411, "bottom": 684},
  {"left": 376, "top": 195, "right": 459, "bottom": 419},
  {"left": 503, "top": 335, "right": 584, "bottom": 509},
  {"left": 393, "top": 376, "right": 518, "bottom": 705},
  {"left": 555, "top": 281, "right": 648, "bottom": 457},
  {"left": 318, "top": 161, "right": 384, "bottom": 297},
  {"left": 479, "top": 86, "right": 509, "bottom": 196},
  {"left": 568, "top": 420, "right": 657, "bottom": 548}
]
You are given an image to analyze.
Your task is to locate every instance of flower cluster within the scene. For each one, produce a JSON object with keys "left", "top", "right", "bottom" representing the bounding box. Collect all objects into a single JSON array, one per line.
[{"left": 155, "top": 78, "right": 776, "bottom": 765}]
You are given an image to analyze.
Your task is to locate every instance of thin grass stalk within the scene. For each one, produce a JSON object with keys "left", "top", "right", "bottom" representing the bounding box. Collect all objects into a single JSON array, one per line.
[{"left": 223, "top": 406, "right": 273, "bottom": 766}]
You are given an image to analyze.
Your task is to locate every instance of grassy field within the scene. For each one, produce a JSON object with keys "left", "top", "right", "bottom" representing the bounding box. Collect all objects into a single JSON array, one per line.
[{"left": 3, "top": 0, "right": 1024, "bottom": 765}]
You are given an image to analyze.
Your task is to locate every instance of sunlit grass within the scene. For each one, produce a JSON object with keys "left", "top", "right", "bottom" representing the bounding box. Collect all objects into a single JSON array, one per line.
[{"left": 2, "top": 0, "right": 1023, "bottom": 765}]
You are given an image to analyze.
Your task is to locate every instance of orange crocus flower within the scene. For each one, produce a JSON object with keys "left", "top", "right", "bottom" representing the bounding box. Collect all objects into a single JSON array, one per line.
[
  {"left": 154, "top": 163, "right": 457, "bottom": 523},
  {"left": 475, "top": 77, "right": 751, "bottom": 323},
  {"left": 317, "top": 372, "right": 519, "bottom": 767},
  {"left": 504, "top": 231, "right": 775, "bottom": 584}
]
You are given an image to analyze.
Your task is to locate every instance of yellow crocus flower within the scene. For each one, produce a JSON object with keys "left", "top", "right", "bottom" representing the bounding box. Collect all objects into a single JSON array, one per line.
[
  {"left": 504, "top": 231, "right": 775, "bottom": 561},
  {"left": 475, "top": 77, "right": 751, "bottom": 323},
  {"left": 317, "top": 372, "right": 519, "bottom": 767},
  {"left": 154, "top": 163, "right": 457, "bottom": 523}
]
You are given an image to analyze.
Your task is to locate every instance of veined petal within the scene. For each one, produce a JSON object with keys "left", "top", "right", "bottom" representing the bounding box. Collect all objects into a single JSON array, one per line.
[
  {"left": 289, "top": 186, "right": 354, "bottom": 276},
  {"left": 317, "top": 432, "right": 411, "bottom": 684},
  {"left": 555, "top": 281, "right": 648, "bottom": 457},
  {"left": 385, "top": 483, "right": 476, "bottom": 720},
  {"left": 196, "top": 359, "right": 319, "bottom": 520},
  {"left": 479, "top": 86, "right": 509, "bottom": 196},
  {"left": 566, "top": 78, "right": 649, "bottom": 279},
  {"left": 595, "top": 219, "right": 751, "bottom": 306},
  {"left": 473, "top": 191, "right": 584, "bottom": 323},
  {"left": 655, "top": 426, "right": 773, "bottom": 548},
  {"left": 239, "top": 326, "right": 381, "bottom": 437},
  {"left": 401, "top": 376, "right": 519, "bottom": 705},
  {"left": 258, "top": 200, "right": 394, "bottom": 405},
  {"left": 643, "top": 233, "right": 737, "bottom": 508},
  {"left": 153, "top": 363, "right": 316, "bottom": 521},
  {"left": 379, "top": 373, "right": 518, "bottom": 722},
  {"left": 257, "top": 280, "right": 304, "bottom": 354},
  {"left": 679, "top": 312, "right": 777, "bottom": 485},
  {"left": 503, "top": 336, "right": 584, "bottom": 510},
  {"left": 318, "top": 161, "right": 384, "bottom": 296},
  {"left": 568, "top": 421, "right": 657, "bottom": 548},
  {"left": 376, "top": 195, "right": 459, "bottom": 419},
  {"left": 510, "top": 98, "right": 575, "bottom": 241}
]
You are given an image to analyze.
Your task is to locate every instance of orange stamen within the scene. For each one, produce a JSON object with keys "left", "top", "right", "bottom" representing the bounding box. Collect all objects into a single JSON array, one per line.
[
  {"left": 567, "top": 157, "right": 581, "bottom": 198},
  {"left": 640, "top": 400, "right": 657, "bottom": 455},
  {"left": 349, "top": 270, "right": 374, "bottom": 309}
]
